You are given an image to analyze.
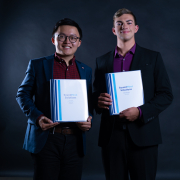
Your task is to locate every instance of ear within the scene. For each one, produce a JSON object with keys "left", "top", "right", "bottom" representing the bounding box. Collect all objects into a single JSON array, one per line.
[
  {"left": 134, "top": 25, "right": 139, "bottom": 33},
  {"left": 77, "top": 40, "right": 82, "bottom": 47},
  {"left": 51, "top": 37, "right": 55, "bottom": 45},
  {"left": 112, "top": 27, "right": 117, "bottom": 35}
]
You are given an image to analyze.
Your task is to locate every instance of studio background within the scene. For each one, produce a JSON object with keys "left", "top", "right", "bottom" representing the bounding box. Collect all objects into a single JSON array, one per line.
[{"left": 0, "top": 0, "right": 180, "bottom": 179}]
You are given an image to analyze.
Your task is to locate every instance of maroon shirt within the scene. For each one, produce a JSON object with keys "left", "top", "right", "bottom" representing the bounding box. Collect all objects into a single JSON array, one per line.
[
  {"left": 53, "top": 53, "right": 80, "bottom": 127},
  {"left": 53, "top": 52, "right": 80, "bottom": 79},
  {"left": 113, "top": 44, "right": 142, "bottom": 118},
  {"left": 37, "top": 53, "right": 80, "bottom": 128}
]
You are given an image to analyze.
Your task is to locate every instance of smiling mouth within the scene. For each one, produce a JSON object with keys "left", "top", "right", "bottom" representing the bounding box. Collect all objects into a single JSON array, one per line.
[
  {"left": 63, "top": 46, "right": 71, "bottom": 48},
  {"left": 121, "top": 31, "right": 130, "bottom": 33}
]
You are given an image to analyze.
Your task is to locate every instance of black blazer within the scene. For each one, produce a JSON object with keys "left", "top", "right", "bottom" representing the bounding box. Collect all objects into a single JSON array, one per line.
[{"left": 93, "top": 44, "right": 173, "bottom": 147}]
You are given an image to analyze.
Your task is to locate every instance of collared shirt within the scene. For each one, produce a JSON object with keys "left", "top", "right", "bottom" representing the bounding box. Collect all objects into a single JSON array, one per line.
[
  {"left": 113, "top": 43, "right": 136, "bottom": 72},
  {"left": 53, "top": 52, "right": 80, "bottom": 79},
  {"left": 113, "top": 43, "right": 142, "bottom": 120}
]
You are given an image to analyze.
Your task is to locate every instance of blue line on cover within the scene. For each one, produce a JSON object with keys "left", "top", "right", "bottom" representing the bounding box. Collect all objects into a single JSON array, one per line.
[
  {"left": 109, "top": 74, "right": 115, "bottom": 114},
  {"left": 50, "top": 80, "right": 54, "bottom": 122},
  {"left": 54, "top": 80, "right": 58, "bottom": 121},
  {"left": 109, "top": 75, "right": 113, "bottom": 115},
  {"left": 112, "top": 74, "right": 119, "bottom": 114},
  {"left": 58, "top": 80, "right": 62, "bottom": 120}
]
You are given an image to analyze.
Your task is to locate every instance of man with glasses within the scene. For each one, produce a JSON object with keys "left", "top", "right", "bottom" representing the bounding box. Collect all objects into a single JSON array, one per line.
[
  {"left": 16, "top": 18, "right": 92, "bottom": 180},
  {"left": 93, "top": 8, "right": 173, "bottom": 180}
]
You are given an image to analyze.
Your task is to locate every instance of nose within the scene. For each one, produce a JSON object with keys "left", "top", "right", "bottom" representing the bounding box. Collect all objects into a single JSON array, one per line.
[
  {"left": 64, "top": 36, "right": 70, "bottom": 43},
  {"left": 121, "top": 23, "right": 127, "bottom": 29}
]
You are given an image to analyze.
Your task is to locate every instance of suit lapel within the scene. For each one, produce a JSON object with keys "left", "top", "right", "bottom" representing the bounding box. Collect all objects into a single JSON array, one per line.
[
  {"left": 43, "top": 55, "right": 54, "bottom": 81},
  {"left": 76, "top": 60, "right": 86, "bottom": 79},
  {"left": 106, "top": 50, "right": 114, "bottom": 73},
  {"left": 130, "top": 44, "right": 143, "bottom": 71}
]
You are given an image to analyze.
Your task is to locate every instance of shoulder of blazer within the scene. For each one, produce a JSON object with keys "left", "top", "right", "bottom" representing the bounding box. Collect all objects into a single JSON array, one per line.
[
  {"left": 30, "top": 54, "right": 54, "bottom": 64},
  {"left": 136, "top": 44, "right": 160, "bottom": 56},
  {"left": 96, "top": 50, "right": 114, "bottom": 61},
  {"left": 95, "top": 50, "right": 114, "bottom": 70}
]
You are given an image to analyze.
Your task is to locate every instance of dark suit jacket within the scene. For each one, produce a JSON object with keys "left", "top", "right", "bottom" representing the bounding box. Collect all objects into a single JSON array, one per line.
[
  {"left": 16, "top": 54, "right": 92, "bottom": 155},
  {"left": 93, "top": 44, "right": 173, "bottom": 147}
]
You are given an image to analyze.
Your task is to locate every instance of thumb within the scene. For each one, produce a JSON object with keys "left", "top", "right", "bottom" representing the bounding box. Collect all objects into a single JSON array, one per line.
[
  {"left": 42, "top": 117, "right": 53, "bottom": 124},
  {"left": 87, "top": 116, "right": 92, "bottom": 122}
]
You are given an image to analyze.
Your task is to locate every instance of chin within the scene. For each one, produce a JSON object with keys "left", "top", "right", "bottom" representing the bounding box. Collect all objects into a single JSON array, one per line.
[{"left": 121, "top": 36, "right": 133, "bottom": 42}]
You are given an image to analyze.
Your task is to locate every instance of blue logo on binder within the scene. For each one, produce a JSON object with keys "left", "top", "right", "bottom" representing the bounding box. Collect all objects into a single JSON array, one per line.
[
  {"left": 119, "top": 86, "right": 133, "bottom": 91},
  {"left": 64, "top": 94, "right": 77, "bottom": 99}
]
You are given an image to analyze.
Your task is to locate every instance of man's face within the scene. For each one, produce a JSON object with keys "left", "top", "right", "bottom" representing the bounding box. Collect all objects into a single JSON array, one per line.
[
  {"left": 112, "top": 14, "right": 139, "bottom": 42},
  {"left": 52, "top": 25, "right": 81, "bottom": 58}
]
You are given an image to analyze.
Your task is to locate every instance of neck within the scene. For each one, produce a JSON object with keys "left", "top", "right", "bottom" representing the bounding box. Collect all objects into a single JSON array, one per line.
[{"left": 116, "top": 38, "right": 135, "bottom": 57}]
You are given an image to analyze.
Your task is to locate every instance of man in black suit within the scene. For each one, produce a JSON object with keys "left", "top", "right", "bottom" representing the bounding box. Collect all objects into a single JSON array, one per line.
[{"left": 93, "top": 8, "right": 173, "bottom": 180}]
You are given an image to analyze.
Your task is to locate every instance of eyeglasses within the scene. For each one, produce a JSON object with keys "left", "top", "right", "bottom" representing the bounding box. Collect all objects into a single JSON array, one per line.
[{"left": 56, "top": 34, "right": 80, "bottom": 43}]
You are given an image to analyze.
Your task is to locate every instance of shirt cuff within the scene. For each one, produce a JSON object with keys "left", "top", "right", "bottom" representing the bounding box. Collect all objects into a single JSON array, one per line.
[
  {"left": 137, "top": 107, "right": 142, "bottom": 119},
  {"left": 36, "top": 114, "right": 44, "bottom": 126}
]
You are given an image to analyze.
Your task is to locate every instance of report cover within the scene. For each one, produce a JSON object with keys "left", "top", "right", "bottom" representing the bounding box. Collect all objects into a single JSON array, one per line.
[
  {"left": 105, "top": 70, "right": 144, "bottom": 115},
  {"left": 50, "top": 79, "right": 88, "bottom": 122}
]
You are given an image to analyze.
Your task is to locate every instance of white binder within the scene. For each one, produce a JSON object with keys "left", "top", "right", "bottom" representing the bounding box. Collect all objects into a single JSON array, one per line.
[
  {"left": 105, "top": 70, "right": 144, "bottom": 115},
  {"left": 50, "top": 79, "right": 88, "bottom": 122}
]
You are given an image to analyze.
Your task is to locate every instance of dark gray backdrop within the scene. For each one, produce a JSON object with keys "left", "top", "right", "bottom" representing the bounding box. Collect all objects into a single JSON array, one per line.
[{"left": 0, "top": 0, "right": 180, "bottom": 179}]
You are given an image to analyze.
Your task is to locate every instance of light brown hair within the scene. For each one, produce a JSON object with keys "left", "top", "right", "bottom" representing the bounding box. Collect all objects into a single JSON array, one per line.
[{"left": 113, "top": 8, "right": 137, "bottom": 26}]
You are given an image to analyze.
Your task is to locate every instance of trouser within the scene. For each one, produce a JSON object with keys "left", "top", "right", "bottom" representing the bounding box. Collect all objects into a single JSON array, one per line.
[
  {"left": 102, "top": 128, "right": 158, "bottom": 180},
  {"left": 31, "top": 132, "right": 84, "bottom": 180}
]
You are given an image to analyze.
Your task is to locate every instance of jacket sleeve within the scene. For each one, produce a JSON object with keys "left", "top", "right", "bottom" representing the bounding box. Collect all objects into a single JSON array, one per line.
[
  {"left": 140, "top": 52, "right": 173, "bottom": 124},
  {"left": 16, "top": 60, "right": 43, "bottom": 125},
  {"left": 92, "top": 58, "right": 104, "bottom": 114},
  {"left": 87, "top": 67, "right": 93, "bottom": 119}
]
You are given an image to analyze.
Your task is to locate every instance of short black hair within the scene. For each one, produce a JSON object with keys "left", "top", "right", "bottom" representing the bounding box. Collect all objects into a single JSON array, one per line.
[{"left": 52, "top": 18, "right": 82, "bottom": 40}]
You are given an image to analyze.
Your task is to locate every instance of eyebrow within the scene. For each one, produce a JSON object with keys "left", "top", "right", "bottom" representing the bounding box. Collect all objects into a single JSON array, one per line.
[
  {"left": 116, "top": 20, "right": 133, "bottom": 23},
  {"left": 126, "top": 20, "right": 133, "bottom": 22},
  {"left": 59, "top": 33, "right": 77, "bottom": 36}
]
